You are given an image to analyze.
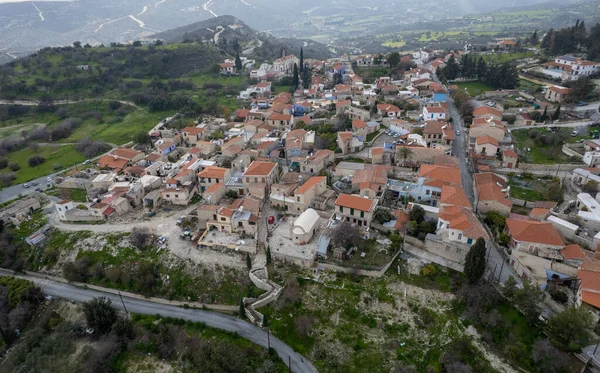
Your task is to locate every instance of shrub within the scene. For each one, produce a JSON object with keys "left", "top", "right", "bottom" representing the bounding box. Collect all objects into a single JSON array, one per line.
[
  {"left": 422, "top": 263, "right": 437, "bottom": 277},
  {"left": 0, "top": 157, "right": 7, "bottom": 169},
  {"left": 27, "top": 155, "right": 46, "bottom": 167},
  {"left": 549, "top": 289, "right": 568, "bottom": 304},
  {"left": 8, "top": 162, "right": 20, "bottom": 171}
]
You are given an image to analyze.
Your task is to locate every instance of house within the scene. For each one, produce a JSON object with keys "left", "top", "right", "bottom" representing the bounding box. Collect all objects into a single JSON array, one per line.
[
  {"left": 276, "top": 176, "right": 327, "bottom": 213},
  {"left": 335, "top": 193, "right": 377, "bottom": 227},
  {"left": 473, "top": 106, "right": 503, "bottom": 121},
  {"left": 474, "top": 173, "right": 512, "bottom": 216},
  {"left": 198, "top": 166, "right": 231, "bottom": 193},
  {"left": 352, "top": 119, "right": 368, "bottom": 136},
  {"left": 437, "top": 205, "right": 489, "bottom": 245},
  {"left": 342, "top": 106, "right": 371, "bottom": 121},
  {"left": 474, "top": 136, "right": 499, "bottom": 157},
  {"left": 541, "top": 55, "right": 600, "bottom": 81},
  {"left": 352, "top": 165, "right": 390, "bottom": 198},
  {"left": 285, "top": 129, "right": 308, "bottom": 159},
  {"left": 337, "top": 131, "right": 364, "bottom": 155},
  {"left": 55, "top": 200, "right": 76, "bottom": 221},
  {"left": 370, "top": 147, "right": 384, "bottom": 164},
  {"left": 377, "top": 104, "right": 402, "bottom": 118},
  {"left": 422, "top": 106, "right": 446, "bottom": 121},
  {"left": 516, "top": 113, "right": 534, "bottom": 126},
  {"left": 292, "top": 208, "right": 320, "bottom": 244},
  {"left": 267, "top": 113, "right": 293, "bottom": 131},
  {"left": 469, "top": 118, "right": 506, "bottom": 143},
  {"left": 505, "top": 218, "right": 564, "bottom": 259},
  {"left": 496, "top": 40, "right": 517, "bottom": 50},
  {"left": 439, "top": 185, "right": 471, "bottom": 209},
  {"left": 219, "top": 62, "right": 236, "bottom": 75},
  {"left": 205, "top": 206, "right": 258, "bottom": 236},
  {"left": 203, "top": 183, "right": 226, "bottom": 204},
  {"left": 243, "top": 161, "right": 279, "bottom": 186},
  {"left": 219, "top": 62, "right": 237, "bottom": 75},
  {"left": 299, "top": 149, "right": 334, "bottom": 175},
  {"left": 160, "top": 184, "right": 196, "bottom": 206},
  {"left": 503, "top": 149, "right": 519, "bottom": 169},
  {"left": 571, "top": 168, "right": 600, "bottom": 188},
  {"left": 194, "top": 141, "right": 217, "bottom": 156},
  {"left": 89, "top": 203, "right": 115, "bottom": 219},
  {"left": 97, "top": 156, "right": 129, "bottom": 172},
  {"left": 181, "top": 127, "right": 205, "bottom": 145},
  {"left": 545, "top": 85, "right": 571, "bottom": 103},
  {"left": 424, "top": 121, "right": 453, "bottom": 147},
  {"left": 583, "top": 152, "right": 600, "bottom": 168}
]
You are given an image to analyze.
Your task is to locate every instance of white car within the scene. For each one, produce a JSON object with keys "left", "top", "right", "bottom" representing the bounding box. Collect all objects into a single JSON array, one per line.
[
  {"left": 455, "top": 130, "right": 460, "bottom": 135},
  {"left": 46, "top": 176, "right": 52, "bottom": 182}
]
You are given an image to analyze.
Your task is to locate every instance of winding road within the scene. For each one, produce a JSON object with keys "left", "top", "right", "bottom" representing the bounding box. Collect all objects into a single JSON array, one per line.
[{"left": 0, "top": 269, "right": 316, "bottom": 373}]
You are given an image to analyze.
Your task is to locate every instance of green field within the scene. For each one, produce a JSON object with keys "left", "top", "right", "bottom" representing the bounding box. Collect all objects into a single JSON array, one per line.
[
  {"left": 5, "top": 144, "right": 86, "bottom": 184},
  {"left": 512, "top": 127, "right": 589, "bottom": 164},
  {"left": 455, "top": 81, "right": 494, "bottom": 96},
  {"left": 482, "top": 51, "right": 538, "bottom": 65}
]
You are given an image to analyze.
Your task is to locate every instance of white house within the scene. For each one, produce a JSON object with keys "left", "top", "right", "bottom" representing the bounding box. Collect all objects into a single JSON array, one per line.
[
  {"left": 423, "top": 106, "right": 446, "bottom": 121},
  {"left": 541, "top": 55, "right": 600, "bottom": 82},
  {"left": 583, "top": 152, "right": 600, "bottom": 168},
  {"left": 55, "top": 199, "right": 76, "bottom": 221}
]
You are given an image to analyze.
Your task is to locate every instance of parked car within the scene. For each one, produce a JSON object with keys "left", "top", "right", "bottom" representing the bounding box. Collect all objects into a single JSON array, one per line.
[
  {"left": 46, "top": 176, "right": 52, "bottom": 182},
  {"left": 455, "top": 130, "right": 460, "bottom": 135},
  {"left": 571, "top": 130, "right": 579, "bottom": 137},
  {"left": 577, "top": 101, "right": 588, "bottom": 107},
  {"left": 31, "top": 181, "right": 39, "bottom": 186},
  {"left": 268, "top": 216, "right": 275, "bottom": 224},
  {"left": 23, "top": 183, "right": 30, "bottom": 188}
]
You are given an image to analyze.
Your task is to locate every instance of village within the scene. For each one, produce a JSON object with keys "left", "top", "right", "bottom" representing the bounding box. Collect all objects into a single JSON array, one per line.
[{"left": 2, "top": 39, "right": 600, "bottom": 370}]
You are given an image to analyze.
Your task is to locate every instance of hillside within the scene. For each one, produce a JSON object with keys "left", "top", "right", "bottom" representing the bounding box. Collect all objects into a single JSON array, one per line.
[{"left": 152, "top": 15, "right": 334, "bottom": 60}]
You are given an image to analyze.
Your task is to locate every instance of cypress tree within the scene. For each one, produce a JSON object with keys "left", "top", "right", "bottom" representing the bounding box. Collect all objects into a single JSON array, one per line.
[
  {"left": 464, "top": 237, "right": 487, "bottom": 284},
  {"left": 540, "top": 106, "right": 548, "bottom": 122},
  {"left": 292, "top": 63, "right": 299, "bottom": 89},
  {"left": 553, "top": 103, "right": 561, "bottom": 121},
  {"left": 235, "top": 52, "right": 242, "bottom": 72},
  {"left": 246, "top": 252, "right": 252, "bottom": 269},
  {"left": 299, "top": 47, "right": 304, "bottom": 73}
]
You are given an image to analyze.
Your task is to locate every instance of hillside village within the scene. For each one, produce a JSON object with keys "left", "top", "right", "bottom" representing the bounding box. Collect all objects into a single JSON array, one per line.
[{"left": 2, "top": 26, "right": 600, "bottom": 372}]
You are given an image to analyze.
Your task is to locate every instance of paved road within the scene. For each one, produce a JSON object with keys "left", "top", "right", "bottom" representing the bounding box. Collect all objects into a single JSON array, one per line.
[
  {"left": 0, "top": 269, "right": 316, "bottom": 373},
  {"left": 447, "top": 96, "right": 475, "bottom": 202},
  {"left": 510, "top": 120, "right": 593, "bottom": 130}
]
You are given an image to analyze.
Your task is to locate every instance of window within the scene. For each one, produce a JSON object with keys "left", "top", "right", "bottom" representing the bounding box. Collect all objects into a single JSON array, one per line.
[
  {"left": 467, "top": 238, "right": 473, "bottom": 244},
  {"left": 340, "top": 206, "right": 344, "bottom": 213},
  {"left": 175, "top": 194, "right": 179, "bottom": 198},
  {"left": 360, "top": 211, "right": 364, "bottom": 218},
  {"left": 166, "top": 194, "right": 170, "bottom": 198},
  {"left": 220, "top": 217, "right": 226, "bottom": 221},
  {"left": 426, "top": 190, "right": 430, "bottom": 195},
  {"left": 458, "top": 233, "right": 462, "bottom": 240}
]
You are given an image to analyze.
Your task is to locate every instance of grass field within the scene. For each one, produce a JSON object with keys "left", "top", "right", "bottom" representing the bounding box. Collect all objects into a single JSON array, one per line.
[
  {"left": 455, "top": 81, "right": 494, "bottom": 96},
  {"left": 5, "top": 144, "right": 85, "bottom": 184},
  {"left": 512, "top": 127, "right": 588, "bottom": 164},
  {"left": 273, "top": 85, "right": 292, "bottom": 94},
  {"left": 482, "top": 51, "right": 537, "bottom": 65},
  {"left": 508, "top": 175, "right": 547, "bottom": 201},
  {"left": 382, "top": 40, "right": 406, "bottom": 48}
]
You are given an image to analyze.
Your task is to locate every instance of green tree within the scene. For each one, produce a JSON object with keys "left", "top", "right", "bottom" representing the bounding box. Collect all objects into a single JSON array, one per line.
[
  {"left": 239, "top": 299, "right": 245, "bottom": 319},
  {"left": 530, "top": 30, "right": 538, "bottom": 45},
  {"left": 235, "top": 53, "right": 242, "bottom": 72},
  {"left": 541, "top": 28, "right": 554, "bottom": 50},
  {"left": 408, "top": 205, "right": 425, "bottom": 223},
  {"left": 547, "top": 306, "right": 594, "bottom": 352},
  {"left": 386, "top": 52, "right": 400, "bottom": 68},
  {"left": 540, "top": 106, "right": 548, "bottom": 122},
  {"left": 397, "top": 146, "right": 413, "bottom": 166},
  {"left": 553, "top": 103, "right": 561, "bottom": 121},
  {"left": 464, "top": 238, "right": 487, "bottom": 284},
  {"left": 292, "top": 63, "right": 299, "bottom": 89},
  {"left": 266, "top": 246, "right": 272, "bottom": 265},
  {"left": 81, "top": 297, "right": 117, "bottom": 334},
  {"left": 134, "top": 131, "right": 151, "bottom": 145},
  {"left": 246, "top": 252, "right": 252, "bottom": 270},
  {"left": 299, "top": 47, "right": 304, "bottom": 72},
  {"left": 514, "top": 280, "right": 544, "bottom": 325},
  {"left": 476, "top": 57, "right": 487, "bottom": 80},
  {"left": 443, "top": 55, "right": 459, "bottom": 80}
]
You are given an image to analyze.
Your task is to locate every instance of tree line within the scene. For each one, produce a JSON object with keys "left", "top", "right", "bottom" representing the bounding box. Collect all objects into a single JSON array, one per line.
[
  {"left": 438, "top": 54, "right": 519, "bottom": 90},
  {"left": 541, "top": 20, "right": 600, "bottom": 61}
]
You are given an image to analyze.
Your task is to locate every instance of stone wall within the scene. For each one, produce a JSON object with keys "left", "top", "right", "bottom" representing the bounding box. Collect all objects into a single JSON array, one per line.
[
  {"left": 562, "top": 144, "right": 584, "bottom": 159},
  {"left": 423, "top": 234, "right": 469, "bottom": 264},
  {"left": 509, "top": 197, "right": 536, "bottom": 208}
]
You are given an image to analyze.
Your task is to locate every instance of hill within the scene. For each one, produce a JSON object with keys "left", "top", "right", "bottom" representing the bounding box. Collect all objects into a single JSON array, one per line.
[{"left": 152, "top": 15, "right": 334, "bottom": 60}]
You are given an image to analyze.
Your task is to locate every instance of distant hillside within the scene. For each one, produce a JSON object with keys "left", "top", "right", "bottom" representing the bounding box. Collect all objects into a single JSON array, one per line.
[{"left": 152, "top": 16, "right": 334, "bottom": 61}]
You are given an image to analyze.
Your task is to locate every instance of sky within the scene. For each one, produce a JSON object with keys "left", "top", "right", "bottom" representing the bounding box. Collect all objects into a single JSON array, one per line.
[{"left": 0, "top": 0, "right": 76, "bottom": 3}]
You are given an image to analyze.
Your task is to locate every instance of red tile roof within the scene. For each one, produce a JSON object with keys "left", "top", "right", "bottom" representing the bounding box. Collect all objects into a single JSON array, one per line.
[
  {"left": 296, "top": 176, "right": 325, "bottom": 194},
  {"left": 244, "top": 161, "right": 276, "bottom": 176},
  {"left": 335, "top": 193, "right": 376, "bottom": 212},
  {"left": 506, "top": 219, "right": 563, "bottom": 246}
]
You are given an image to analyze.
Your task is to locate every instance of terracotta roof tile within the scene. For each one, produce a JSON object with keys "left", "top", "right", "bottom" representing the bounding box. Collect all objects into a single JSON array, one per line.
[
  {"left": 335, "top": 193, "right": 376, "bottom": 212},
  {"left": 506, "top": 219, "right": 563, "bottom": 246}
]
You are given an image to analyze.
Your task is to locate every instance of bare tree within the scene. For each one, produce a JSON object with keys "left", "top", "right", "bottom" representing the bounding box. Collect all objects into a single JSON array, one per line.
[
  {"left": 281, "top": 277, "right": 301, "bottom": 305},
  {"left": 129, "top": 227, "right": 153, "bottom": 249},
  {"left": 295, "top": 315, "right": 313, "bottom": 337},
  {"left": 331, "top": 221, "right": 361, "bottom": 249},
  {"left": 531, "top": 339, "right": 569, "bottom": 373}
]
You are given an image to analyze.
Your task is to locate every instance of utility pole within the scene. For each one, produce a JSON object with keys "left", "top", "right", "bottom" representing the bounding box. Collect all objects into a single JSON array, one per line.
[
  {"left": 267, "top": 328, "right": 271, "bottom": 349},
  {"left": 497, "top": 260, "right": 505, "bottom": 283},
  {"left": 288, "top": 356, "right": 291, "bottom": 372},
  {"left": 118, "top": 291, "right": 129, "bottom": 318}
]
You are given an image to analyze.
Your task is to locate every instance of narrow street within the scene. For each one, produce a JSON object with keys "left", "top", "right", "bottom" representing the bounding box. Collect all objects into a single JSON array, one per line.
[{"left": 447, "top": 96, "right": 475, "bottom": 202}]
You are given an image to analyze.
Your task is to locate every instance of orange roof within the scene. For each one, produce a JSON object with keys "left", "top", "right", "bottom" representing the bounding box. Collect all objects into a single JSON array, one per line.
[
  {"left": 57, "top": 199, "right": 72, "bottom": 205},
  {"left": 244, "top": 161, "right": 276, "bottom": 176},
  {"left": 471, "top": 117, "right": 505, "bottom": 130},
  {"left": 205, "top": 183, "right": 224, "bottom": 193},
  {"left": 506, "top": 219, "right": 563, "bottom": 246},
  {"left": 353, "top": 119, "right": 367, "bottom": 129},
  {"left": 198, "top": 166, "right": 228, "bottom": 179},
  {"left": 474, "top": 173, "right": 512, "bottom": 208},
  {"left": 257, "top": 141, "right": 276, "bottom": 150},
  {"left": 440, "top": 185, "right": 471, "bottom": 208},
  {"left": 529, "top": 208, "right": 549, "bottom": 218},
  {"left": 335, "top": 193, "right": 376, "bottom": 212},
  {"left": 562, "top": 244, "right": 584, "bottom": 260},
  {"left": 336, "top": 100, "right": 351, "bottom": 108},
  {"left": 438, "top": 205, "right": 489, "bottom": 240},
  {"left": 112, "top": 148, "right": 141, "bottom": 160},
  {"left": 425, "top": 106, "right": 446, "bottom": 114},
  {"left": 371, "top": 147, "right": 384, "bottom": 155},
  {"left": 296, "top": 176, "right": 326, "bottom": 194},
  {"left": 377, "top": 104, "right": 401, "bottom": 113},
  {"left": 98, "top": 156, "right": 128, "bottom": 171},
  {"left": 183, "top": 126, "right": 204, "bottom": 135},
  {"left": 503, "top": 149, "right": 518, "bottom": 159},
  {"left": 219, "top": 207, "right": 235, "bottom": 218},
  {"left": 338, "top": 131, "right": 352, "bottom": 141},
  {"left": 581, "top": 291, "right": 600, "bottom": 309},
  {"left": 473, "top": 106, "right": 503, "bottom": 118},
  {"left": 419, "top": 164, "right": 461, "bottom": 186},
  {"left": 476, "top": 136, "right": 499, "bottom": 146},
  {"left": 549, "top": 86, "right": 571, "bottom": 94},
  {"left": 269, "top": 113, "right": 292, "bottom": 121}
]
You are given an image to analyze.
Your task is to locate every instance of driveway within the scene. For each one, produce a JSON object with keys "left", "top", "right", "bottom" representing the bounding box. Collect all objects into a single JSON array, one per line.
[{"left": 0, "top": 269, "right": 316, "bottom": 373}]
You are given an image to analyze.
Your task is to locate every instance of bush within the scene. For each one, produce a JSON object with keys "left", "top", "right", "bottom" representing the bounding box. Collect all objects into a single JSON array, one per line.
[
  {"left": 27, "top": 155, "right": 46, "bottom": 167},
  {"left": 75, "top": 138, "right": 111, "bottom": 158},
  {"left": 0, "top": 157, "right": 7, "bottom": 169},
  {"left": 129, "top": 227, "right": 153, "bottom": 249},
  {"left": 549, "top": 289, "right": 568, "bottom": 304},
  {"left": 8, "top": 162, "right": 20, "bottom": 171},
  {"left": 81, "top": 297, "right": 117, "bottom": 334},
  {"left": 422, "top": 263, "right": 437, "bottom": 277},
  {"left": 0, "top": 172, "right": 16, "bottom": 187}
]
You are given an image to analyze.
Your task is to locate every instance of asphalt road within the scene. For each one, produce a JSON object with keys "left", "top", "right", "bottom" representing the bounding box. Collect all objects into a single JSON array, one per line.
[
  {"left": 0, "top": 269, "right": 316, "bottom": 373},
  {"left": 447, "top": 96, "right": 474, "bottom": 202},
  {"left": 0, "top": 172, "right": 58, "bottom": 203}
]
